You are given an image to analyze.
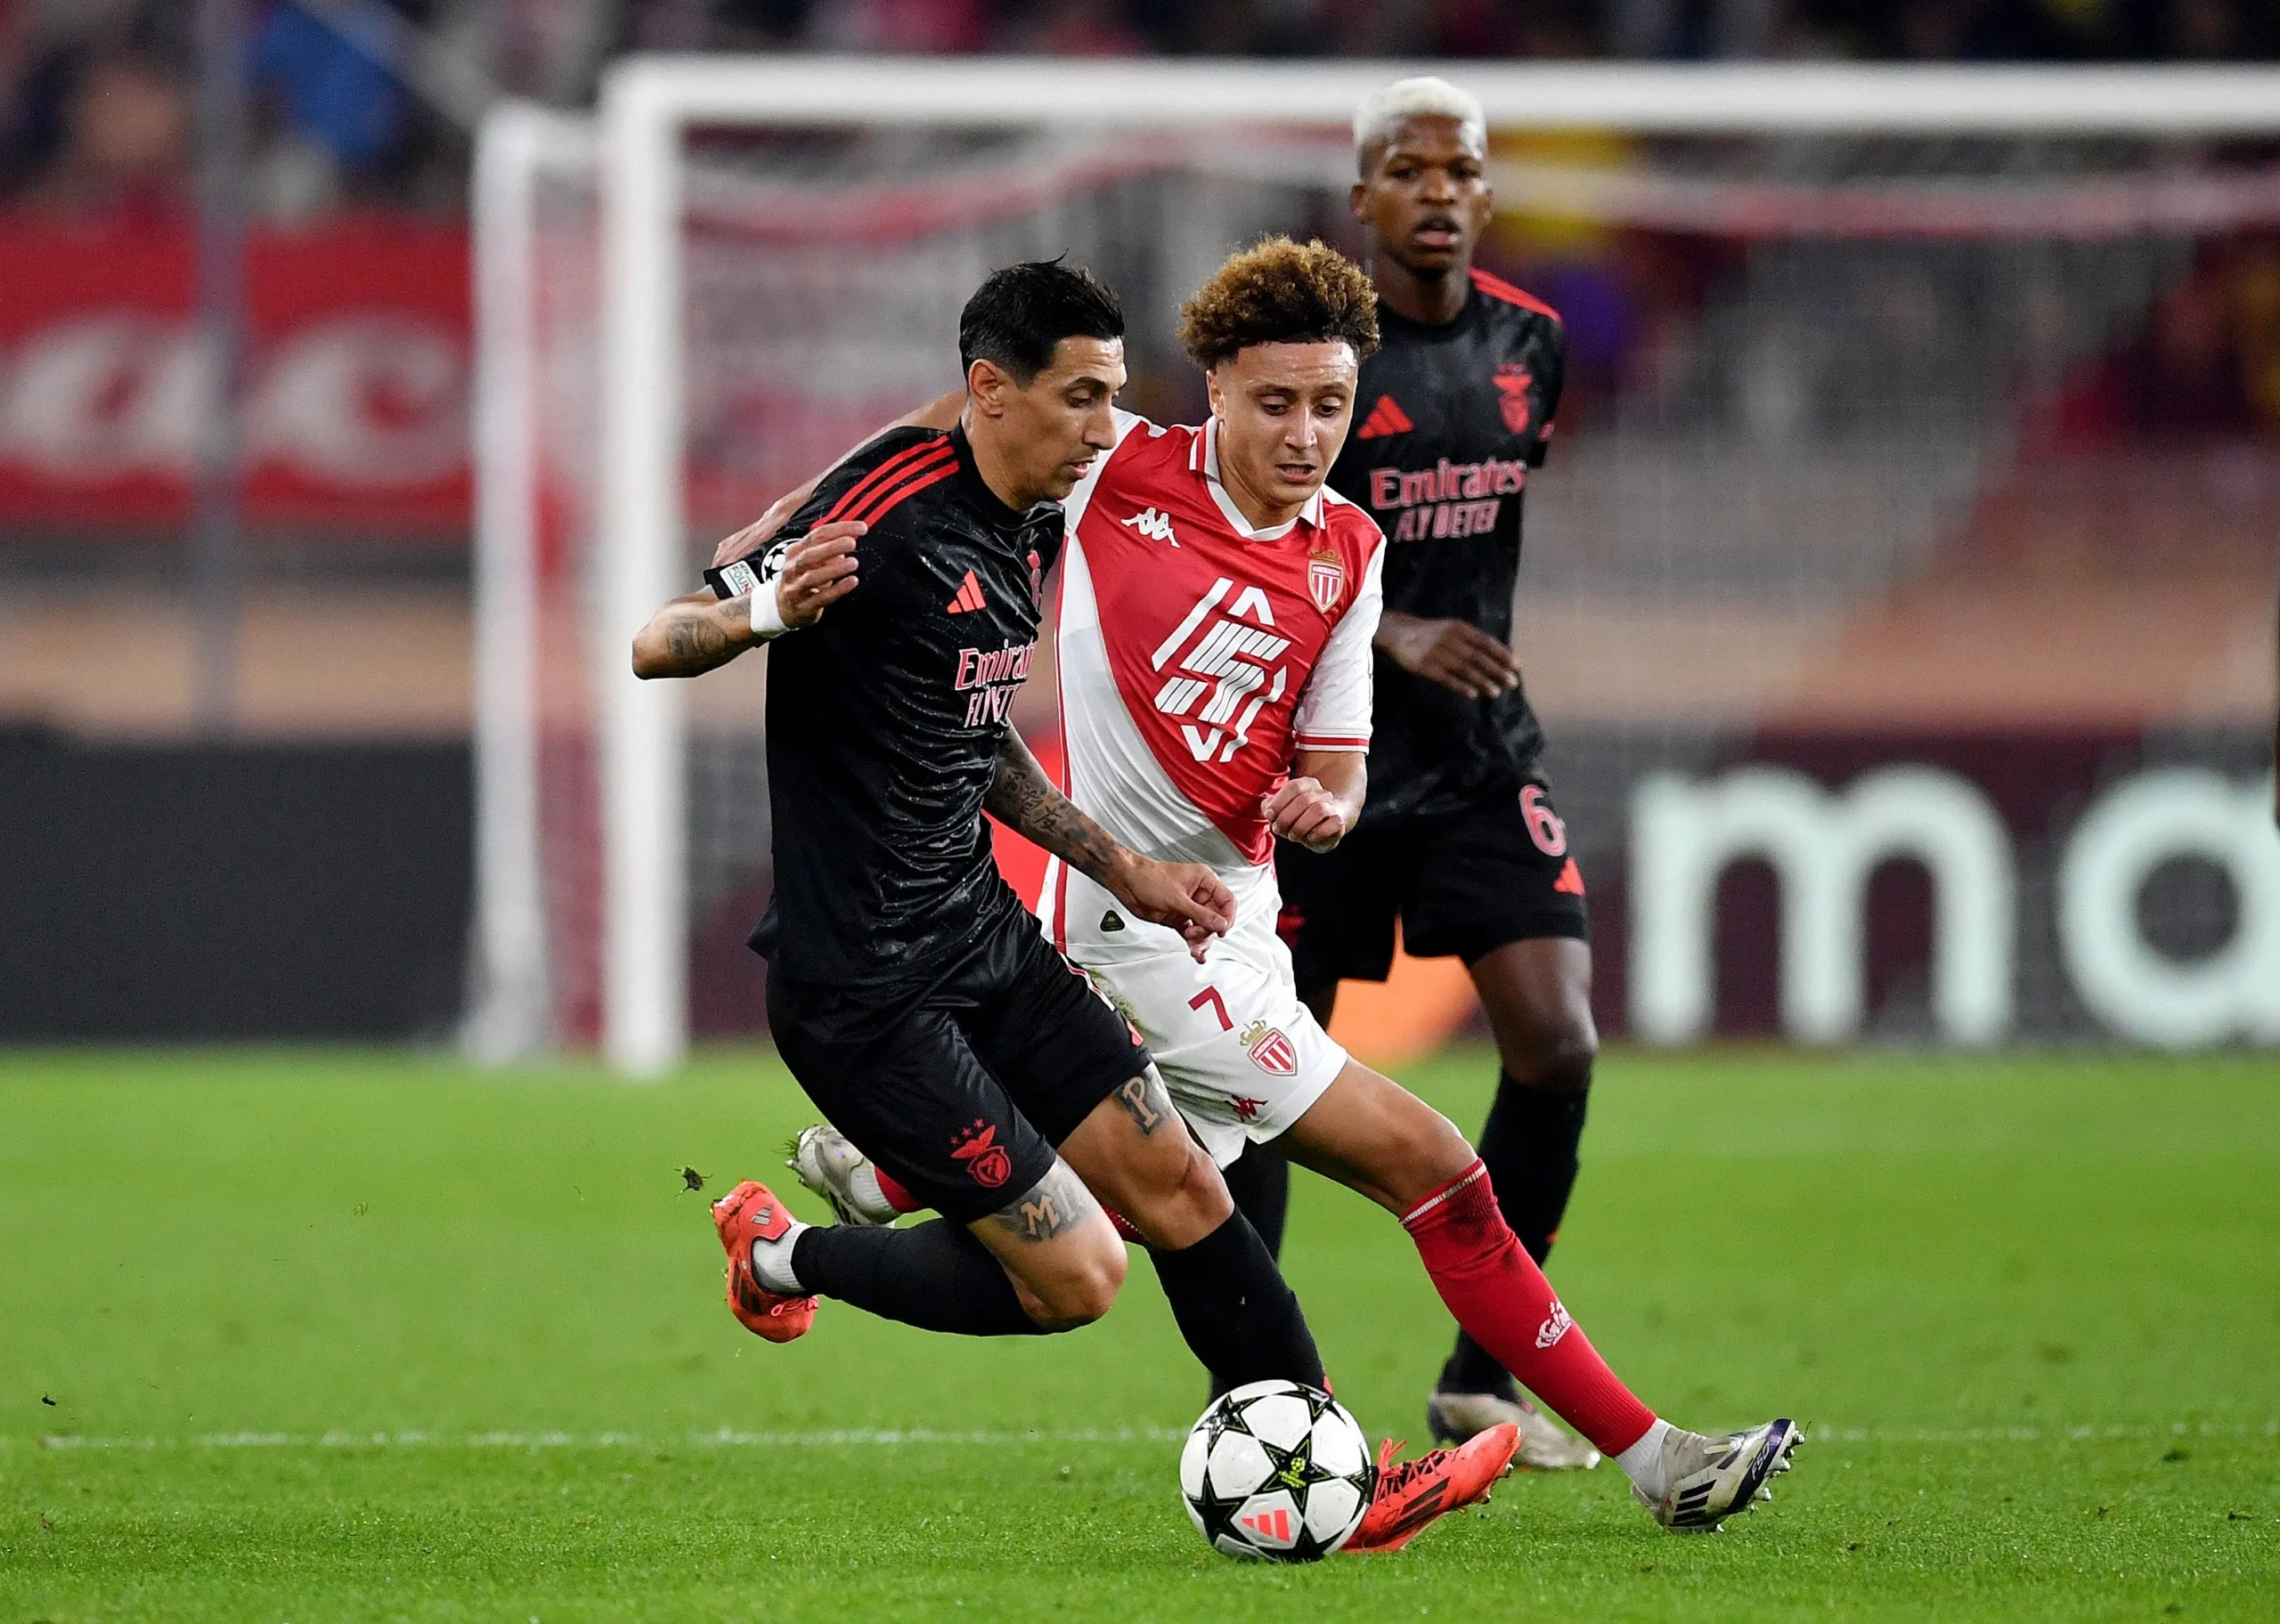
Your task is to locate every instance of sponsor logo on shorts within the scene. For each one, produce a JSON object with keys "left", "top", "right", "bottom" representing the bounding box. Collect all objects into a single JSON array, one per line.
[
  {"left": 1239, "top": 1019, "right": 1298, "bottom": 1078},
  {"left": 1230, "top": 1095, "right": 1266, "bottom": 1121},
  {"left": 1099, "top": 909, "right": 1126, "bottom": 932},
  {"left": 949, "top": 1120, "right": 1013, "bottom": 1190}
]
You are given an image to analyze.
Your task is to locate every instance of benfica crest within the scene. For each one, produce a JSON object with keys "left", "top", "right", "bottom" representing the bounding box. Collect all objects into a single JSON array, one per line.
[
  {"left": 1307, "top": 550, "right": 1345, "bottom": 613},
  {"left": 1494, "top": 363, "right": 1535, "bottom": 434},
  {"left": 1240, "top": 1019, "right": 1299, "bottom": 1077}
]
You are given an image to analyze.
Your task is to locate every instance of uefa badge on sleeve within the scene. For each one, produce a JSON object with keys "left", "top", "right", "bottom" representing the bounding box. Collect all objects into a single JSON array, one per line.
[{"left": 1307, "top": 550, "right": 1344, "bottom": 613}]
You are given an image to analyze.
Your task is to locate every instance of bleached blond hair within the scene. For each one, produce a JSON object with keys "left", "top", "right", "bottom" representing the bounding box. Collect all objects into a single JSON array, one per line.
[{"left": 1353, "top": 77, "right": 1486, "bottom": 173}]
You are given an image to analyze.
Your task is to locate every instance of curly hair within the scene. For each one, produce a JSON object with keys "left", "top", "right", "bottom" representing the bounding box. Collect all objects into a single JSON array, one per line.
[{"left": 1176, "top": 238, "right": 1380, "bottom": 371}]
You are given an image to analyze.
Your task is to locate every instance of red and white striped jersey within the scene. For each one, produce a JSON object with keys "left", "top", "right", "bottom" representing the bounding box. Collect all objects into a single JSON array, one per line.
[{"left": 1050, "top": 410, "right": 1385, "bottom": 887}]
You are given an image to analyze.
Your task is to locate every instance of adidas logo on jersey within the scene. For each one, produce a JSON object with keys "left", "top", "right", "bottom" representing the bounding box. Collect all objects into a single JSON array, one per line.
[
  {"left": 1121, "top": 508, "right": 1178, "bottom": 545},
  {"left": 1356, "top": 395, "right": 1413, "bottom": 439},
  {"left": 945, "top": 570, "right": 986, "bottom": 613}
]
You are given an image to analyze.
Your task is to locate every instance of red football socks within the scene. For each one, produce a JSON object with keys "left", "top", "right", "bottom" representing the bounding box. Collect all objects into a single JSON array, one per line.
[{"left": 1403, "top": 1159, "right": 1657, "bottom": 1457}]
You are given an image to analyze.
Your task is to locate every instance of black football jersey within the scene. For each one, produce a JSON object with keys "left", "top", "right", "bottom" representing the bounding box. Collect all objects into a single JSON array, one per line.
[
  {"left": 729, "top": 424, "right": 1063, "bottom": 986},
  {"left": 1325, "top": 268, "right": 1566, "bottom": 826}
]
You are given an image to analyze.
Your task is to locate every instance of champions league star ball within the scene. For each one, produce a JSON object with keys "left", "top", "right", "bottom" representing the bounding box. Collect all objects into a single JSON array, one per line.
[{"left": 1180, "top": 1380, "right": 1374, "bottom": 1561}]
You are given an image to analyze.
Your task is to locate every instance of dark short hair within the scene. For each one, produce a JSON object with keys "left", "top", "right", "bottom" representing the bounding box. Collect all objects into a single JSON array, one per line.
[
  {"left": 958, "top": 260, "right": 1125, "bottom": 385},
  {"left": 1177, "top": 238, "right": 1380, "bottom": 370}
]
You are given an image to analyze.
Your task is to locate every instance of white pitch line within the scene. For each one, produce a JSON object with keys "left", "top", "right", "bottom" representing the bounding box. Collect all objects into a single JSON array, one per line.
[
  {"left": 3, "top": 1425, "right": 1192, "bottom": 1453},
  {"left": 4, "top": 1419, "right": 2275, "bottom": 1454}
]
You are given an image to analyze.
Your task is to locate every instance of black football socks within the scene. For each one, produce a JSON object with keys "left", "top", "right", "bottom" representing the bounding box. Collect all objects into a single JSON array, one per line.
[
  {"left": 1151, "top": 1208, "right": 1326, "bottom": 1393},
  {"left": 1440, "top": 1069, "right": 1591, "bottom": 1396},
  {"left": 1219, "top": 1146, "right": 1291, "bottom": 1260},
  {"left": 1209, "top": 1150, "right": 1296, "bottom": 1397},
  {"left": 790, "top": 1219, "right": 1043, "bottom": 1337},
  {"left": 787, "top": 1198, "right": 1325, "bottom": 1389}
]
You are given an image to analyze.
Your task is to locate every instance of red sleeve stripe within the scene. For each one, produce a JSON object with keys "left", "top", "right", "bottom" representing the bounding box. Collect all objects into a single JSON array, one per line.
[
  {"left": 821, "top": 439, "right": 955, "bottom": 527},
  {"left": 1469, "top": 268, "right": 1561, "bottom": 323},
  {"left": 851, "top": 459, "right": 959, "bottom": 526},
  {"left": 1294, "top": 734, "right": 1371, "bottom": 750}
]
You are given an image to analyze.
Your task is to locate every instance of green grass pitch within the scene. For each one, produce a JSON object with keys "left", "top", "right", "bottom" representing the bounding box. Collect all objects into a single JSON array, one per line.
[{"left": 2, "top": 1044, "right": 2276, "bottom": 1621}]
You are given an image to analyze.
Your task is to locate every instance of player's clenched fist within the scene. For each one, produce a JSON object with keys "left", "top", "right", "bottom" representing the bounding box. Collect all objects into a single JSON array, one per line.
[{"left": 1264, "top": 776, "right": 1352, "bottom": 854}]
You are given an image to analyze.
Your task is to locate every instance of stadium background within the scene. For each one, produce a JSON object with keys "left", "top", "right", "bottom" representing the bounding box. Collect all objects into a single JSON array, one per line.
[{"left": 2, "top": 0, "right": 2273, "bottom": 1056}]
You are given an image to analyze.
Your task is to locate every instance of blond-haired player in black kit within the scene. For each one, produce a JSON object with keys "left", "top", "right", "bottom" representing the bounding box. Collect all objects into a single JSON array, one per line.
[{"left": 1237, "top": 77, "right": 1604, "bottom": 1470}]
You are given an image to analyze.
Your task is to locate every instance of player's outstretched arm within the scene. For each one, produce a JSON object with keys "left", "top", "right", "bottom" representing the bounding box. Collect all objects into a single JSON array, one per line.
[
  {"left": 633, "top": 528, "right": 867, "bottom": 679},
  {"left": 985, "top": 730, "right": 1234, "bottom": 961},
  {"left": 1264, "top": 750, "right": 1366, "bottom": 854},
  {"left": 631, "top": 590, "right": 761, "bottom": 679}
]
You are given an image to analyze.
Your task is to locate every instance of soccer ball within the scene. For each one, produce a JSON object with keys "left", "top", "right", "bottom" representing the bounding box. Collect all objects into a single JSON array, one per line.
[{"left": 1179, "top": 1380, "right": 1374, "bottom": 1561}]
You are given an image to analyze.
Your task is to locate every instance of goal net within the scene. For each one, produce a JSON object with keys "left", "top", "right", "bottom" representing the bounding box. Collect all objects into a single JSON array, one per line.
[{"left": 467, "top": 62, "right": 2280, "bottom": 1074}]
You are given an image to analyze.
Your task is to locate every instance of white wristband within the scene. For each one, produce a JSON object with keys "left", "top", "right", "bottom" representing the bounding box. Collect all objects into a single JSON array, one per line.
[{"left": 749, "top": 580, "right": 789, "bottom": 640}]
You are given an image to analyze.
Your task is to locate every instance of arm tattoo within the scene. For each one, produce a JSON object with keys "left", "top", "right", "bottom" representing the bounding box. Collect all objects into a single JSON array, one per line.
[
  {"left": 986, "top": 1159, "right": 1098, "bottom": 1244},
  {"left": 1112, "top": 1069, "right": 1170, "bottom": 1137},
  {"left": 984, "top": 730, "right": 1124, "bottom": 883},
  {"left": 657, "top": 597, "right": 748, "bottom": 675}
]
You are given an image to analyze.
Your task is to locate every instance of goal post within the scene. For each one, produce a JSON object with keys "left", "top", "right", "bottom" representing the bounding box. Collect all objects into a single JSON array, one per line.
[
  {"left": 466, "top": 101, "right": 591, "bottom": 1066},
  {"left": 468, "top": 59, "right": 2280, "bottom": 1075}
]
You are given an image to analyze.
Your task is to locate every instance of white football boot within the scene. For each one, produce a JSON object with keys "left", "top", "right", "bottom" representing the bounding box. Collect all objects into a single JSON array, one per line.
[
  {"left": 1427, "top": 1389, "right": 1601, "bottom": 1471},
  {"left": 785, "top": 1125, "right": 898, "bottom": 1227},
  {"left": 1633, "top": 1418, "right": 1802, "bottom": 1532}
]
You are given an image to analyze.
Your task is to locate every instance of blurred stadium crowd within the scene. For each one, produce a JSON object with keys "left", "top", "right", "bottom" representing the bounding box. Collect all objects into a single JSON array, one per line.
[
  {"left": 2, "top": 1, "right": 2275, "bottom": 222},
  {"left": 0, "top": 2, "right": 2271, "bottom": 1049}
]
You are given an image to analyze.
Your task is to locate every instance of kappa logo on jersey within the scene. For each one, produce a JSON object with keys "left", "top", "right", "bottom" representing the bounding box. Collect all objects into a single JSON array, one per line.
[
  {"left": 945, "top": 569, "right": 987, "bottom": 614},
  {"left": 1239, "top": 1019, "right": 1298, "bottom": 1077},
  {"left": 1494, "top": 363, "right": 1535, "bottom": 434},
  {"left": 1356, "top": 394, "right": 1413, "bottom": 439},
  {"left": 1306, "top": 549, "right": 1345, "bottom": 613},
  {"left": 1148, "top": 577, "right": 1292, "bottom": 764},
  {"left": 949, "top": 1120, "right": 1013, "bottom": 1190},
  {"left": 1121, "top": 507, "right": 1179, "bottom": 546}
]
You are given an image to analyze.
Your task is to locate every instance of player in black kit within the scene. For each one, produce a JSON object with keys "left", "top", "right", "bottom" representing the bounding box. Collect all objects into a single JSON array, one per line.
[
  {"left": 1235, "top": 78, "right": 1606, "bottom": 1469},
  {"left": 630, "top": 264, "right": 1338, "bottom": 1406}
]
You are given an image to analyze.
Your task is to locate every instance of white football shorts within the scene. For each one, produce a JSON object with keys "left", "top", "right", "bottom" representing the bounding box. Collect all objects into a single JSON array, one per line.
[{"left": 1044, "top": 858, "right": 1348, "bottom": 1169}]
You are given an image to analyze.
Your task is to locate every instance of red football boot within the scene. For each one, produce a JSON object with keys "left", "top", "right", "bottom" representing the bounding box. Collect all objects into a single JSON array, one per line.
[
  {"left": 711, "top": 1179, "right": 818, "bottom": 1343},
  {"left": 1342, "top": 1423, "right": 1520, "bottom": 1554}
]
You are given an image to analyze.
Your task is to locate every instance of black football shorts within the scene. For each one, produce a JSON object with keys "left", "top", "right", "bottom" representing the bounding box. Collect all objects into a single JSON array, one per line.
[
  {"left": 766, "top": 909, "right": 1149, "bottom": 1225},
  {"left": 1276, "top": 780, "right": 1589, "bottom": 988}
]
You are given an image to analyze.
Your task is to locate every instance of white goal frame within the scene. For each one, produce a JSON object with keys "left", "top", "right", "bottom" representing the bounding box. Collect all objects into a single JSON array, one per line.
[{"left": 468, "top": 57, "right": 2280, "bottom": 1076}]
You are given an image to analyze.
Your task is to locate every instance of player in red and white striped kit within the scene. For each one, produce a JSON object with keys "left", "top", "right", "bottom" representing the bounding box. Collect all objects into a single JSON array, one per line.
[
  {"left": 1039, "top": 386, "right": 1384, "bottom": 1167},
  {"left": 765, "top": 240, "right": 1798, "bottom": 1536}
]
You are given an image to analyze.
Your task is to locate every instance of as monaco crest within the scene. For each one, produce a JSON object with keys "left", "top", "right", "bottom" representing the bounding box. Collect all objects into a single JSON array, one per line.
[
  {"left": 1307, "top": 551, "right": 1344, "bottom": 613},
  {"left": 1240, "top": 1019, "right": 1299, "bottom": 1077}
]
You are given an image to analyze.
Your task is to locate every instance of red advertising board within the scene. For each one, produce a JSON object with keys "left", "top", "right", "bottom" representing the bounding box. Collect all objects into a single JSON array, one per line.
[{"left": 0, "top": 215, "right": 469, "bottom": 532}]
